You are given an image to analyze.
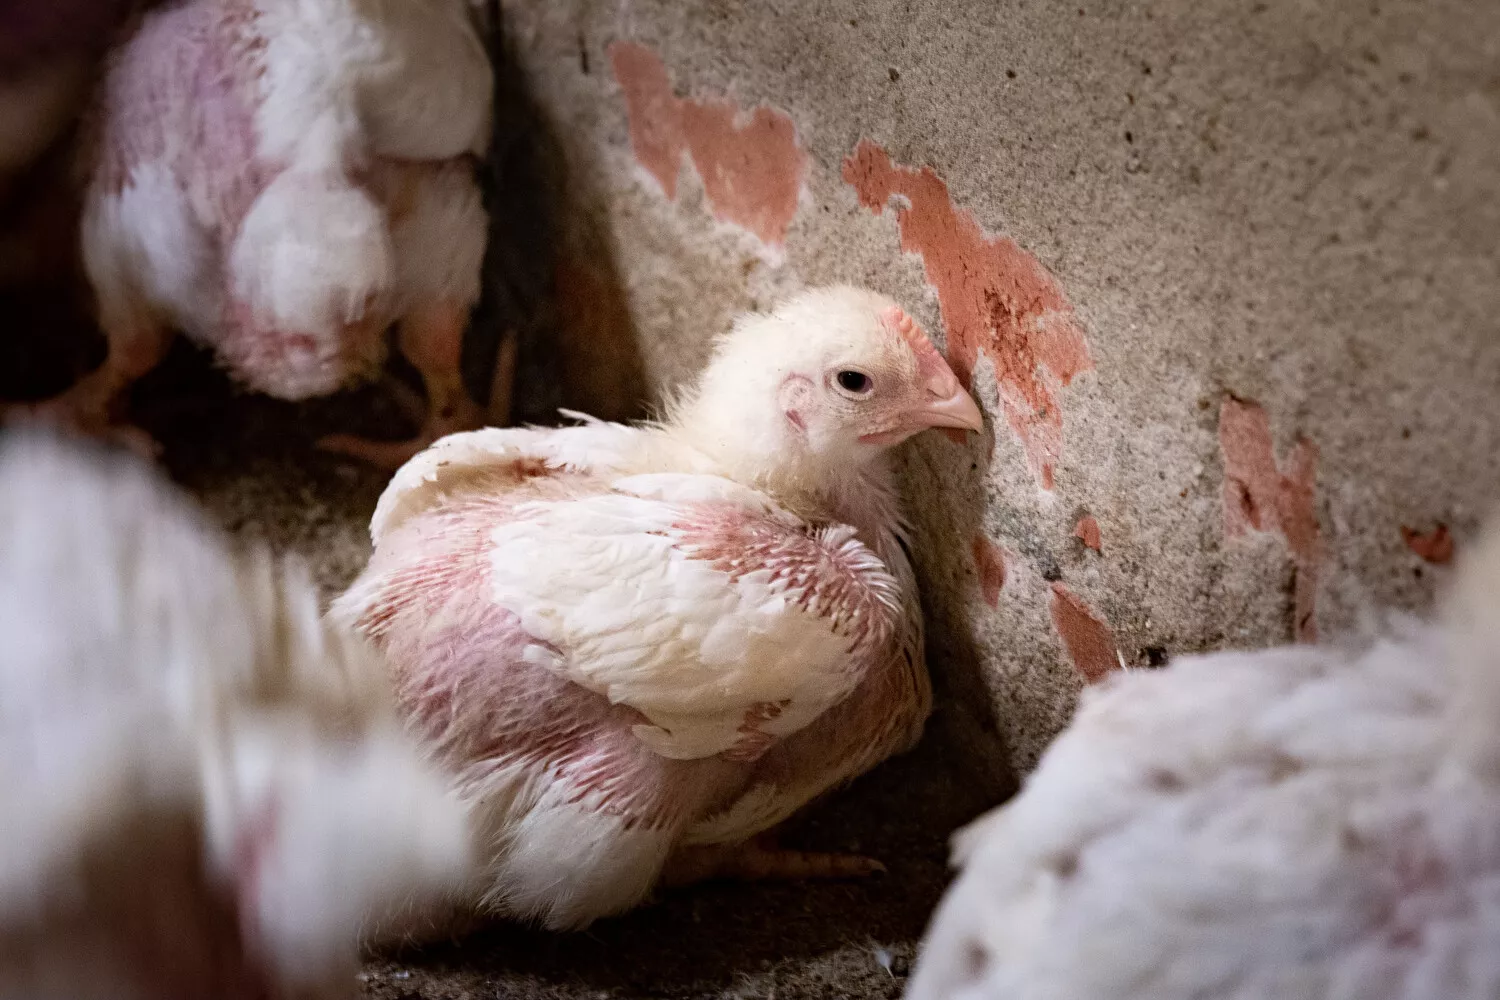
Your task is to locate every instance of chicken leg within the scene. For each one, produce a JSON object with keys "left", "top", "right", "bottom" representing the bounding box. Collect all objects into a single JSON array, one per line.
[
  {"left": 661, "top": 833, "right": 886, "bottom": 888},
  {"left": 317, "top": 302, "right": 483, "bottom": 469},
  {"left": 3, "top": 311, "right": 169, "bottom": 459}
]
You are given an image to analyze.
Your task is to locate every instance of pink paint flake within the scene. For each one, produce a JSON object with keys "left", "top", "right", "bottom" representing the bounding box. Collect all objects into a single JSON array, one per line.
[
  {"left": 842, "top": 139, "right": 1091, "bottom": 489},
  {"left": 1401, "top": 523, "right": 1453, "bottom": 565},
  {"left": 1049, "top": 583, "right": 1119, "bottom": 684},
  {"left": 971, "top": 535, "right": 1006, "bottom": 609},
  {"left": 610, "top": 41, "right": 807, "bottom": 246},
  {"left": 1219, "top": 396, "right": 1323, "bottom": 642},
  {"left": 1074, "top": 515, "right": 1102, "bottom": 552}
]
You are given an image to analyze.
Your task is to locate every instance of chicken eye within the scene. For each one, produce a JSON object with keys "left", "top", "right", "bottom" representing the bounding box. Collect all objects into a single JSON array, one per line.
[{"left": 835, "top": 370, "right": 873, "bottom": 394}]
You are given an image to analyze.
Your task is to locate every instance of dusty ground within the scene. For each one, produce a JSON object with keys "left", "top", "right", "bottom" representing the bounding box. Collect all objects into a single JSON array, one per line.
[{"left": 123, "top": 344, "right": 1012, "bottom": 1000}]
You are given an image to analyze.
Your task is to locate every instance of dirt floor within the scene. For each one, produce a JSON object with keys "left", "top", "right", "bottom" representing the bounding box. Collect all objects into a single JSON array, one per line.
[{"left": 119, "top": 343, "right": 1013, "bottom": 1000}]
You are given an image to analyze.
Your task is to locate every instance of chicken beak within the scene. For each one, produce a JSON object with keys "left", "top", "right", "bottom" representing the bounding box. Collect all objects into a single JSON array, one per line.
[{"left": 913, "top": 379, "right": 985, "bottom": 434}]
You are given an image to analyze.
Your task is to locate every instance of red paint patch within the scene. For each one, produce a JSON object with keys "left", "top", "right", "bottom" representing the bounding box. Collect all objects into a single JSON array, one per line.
[
  {"left": 1049, "top": 583, "right": 1119, "bottom": 684},
  {"left": 1219, "top": 396, "right": 1323, "bottom": 642},
  {"left": 610, "top": 41, "right": 807, "bottom": 246},
  {"left": 1074, "top": 515, "right": 1102, "bottom": 552},
  {"left": 607, "top": 41, "right": 685, "bottom": 197},
  {"left": 1401, "top": 523, "right": 1454, "bottom": 564},
  {"left": 842, "top": 139, "right": 1091, "bottom": 489},
  {"left": 971, "top": 535, "right": 1006, "bottom": 609}
]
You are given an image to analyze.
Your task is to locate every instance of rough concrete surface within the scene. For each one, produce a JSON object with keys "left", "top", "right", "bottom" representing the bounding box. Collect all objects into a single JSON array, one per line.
[
  {"left": 501, "top": 0, "right": 1500, "bottom": 780},
  {"left": 7, "top": 0, "right": 1498, "bottom": 996}
]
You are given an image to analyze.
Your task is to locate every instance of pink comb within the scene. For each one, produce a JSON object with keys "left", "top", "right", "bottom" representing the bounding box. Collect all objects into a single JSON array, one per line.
[
  {"left": 881, "top": 304, "right": 956, "bottom": 385},
  {"left": 880, "top": 304, "right": 942, "bottom": 358}
]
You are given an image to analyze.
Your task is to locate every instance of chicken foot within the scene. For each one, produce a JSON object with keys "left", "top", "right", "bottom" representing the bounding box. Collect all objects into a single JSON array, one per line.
[
  {"left": 317, "top": 302, "right": 483, "bottom": 469},
  {"left": 661, "top": 833, "right": 887, "bottom": 888},
  {"left": 3, "top": 313, "right": 168, "bottom": 459}
]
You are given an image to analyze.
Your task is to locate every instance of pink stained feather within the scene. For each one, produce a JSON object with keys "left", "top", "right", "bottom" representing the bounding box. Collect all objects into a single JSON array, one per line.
[
  {"left": 669, "top": 503, "right": 902, "bottom": 654},
  {"left": 337, "top": 469, "right": 926, "bottom": 924},
  {"left": 52, "top": 0, "right": 493, "bottom": 461},
  {"left": 352, "top": 493, "right": 729, "bottom": 835}
]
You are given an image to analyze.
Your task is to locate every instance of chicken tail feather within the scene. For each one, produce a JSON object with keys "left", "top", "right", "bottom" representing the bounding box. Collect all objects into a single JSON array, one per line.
[{"left": 228, "top": 107, "right": 394, "bottom": 342}]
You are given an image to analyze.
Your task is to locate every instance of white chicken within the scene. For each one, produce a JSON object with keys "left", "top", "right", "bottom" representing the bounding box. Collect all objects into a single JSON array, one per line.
[
  {"left": 0, "top": 428, "right": 472, "bottom": 999},
  {"left": 330, "top": 286, "right": 986, "bottom": 930},
  {"left": 908, "top": 519, "right": 1500, "bottom": 1000},
  {"left": 16, "top": 0, "right": 496, "bottom": 466}
]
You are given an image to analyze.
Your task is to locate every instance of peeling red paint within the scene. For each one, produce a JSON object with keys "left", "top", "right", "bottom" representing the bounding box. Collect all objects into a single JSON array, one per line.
[
  {"left": 971, "top": 535, "right": 1006, "bottom": 609},
  {"left": 1074, "top": 515, "right": 1102, "bottom": 552},
  {"left": 1049, "top": 583, "right": 1119, "bottom": 684},
  {"left": 1219, "top": 396, "right": 1322, "bottom": 642},
  {"left": 609, "top": 41, "right": 806, "bottom": 246},
  {"left": 1401, "top": 523, "right": 1453, "bottom": 564},
  {"left": 608, "top": 41, "right": 685, "bottom": 198},
  {"left": 842, "top": 139, "right": 1091, "bottom": 489}
]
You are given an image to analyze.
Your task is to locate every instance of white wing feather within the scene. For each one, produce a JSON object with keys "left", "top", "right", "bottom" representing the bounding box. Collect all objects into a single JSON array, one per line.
[
  {"left": 485, "top": 475, "right": 898, "bottom": 760},
  {"left": 370, "top": 421, "right": 645, "bottom": 544}
]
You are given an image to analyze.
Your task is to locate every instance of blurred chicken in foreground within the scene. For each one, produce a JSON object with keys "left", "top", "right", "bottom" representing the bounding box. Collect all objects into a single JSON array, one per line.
[
  {"left": 908, "top": 519, "right": 1500, "bottom": 1000},
  {"left": 9, "top": 0, "right": 496, "bottom": 466},
  {"left": 0, "top": 429, "right": 471, "bottom": 999}
]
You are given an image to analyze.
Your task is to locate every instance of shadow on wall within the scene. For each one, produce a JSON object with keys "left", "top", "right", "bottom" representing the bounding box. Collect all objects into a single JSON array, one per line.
[
  {"left": 0, "top": 104, "right": 106, "bottom": 402},
  {"left": 899, "top": 429, "right": 1017, "bottom": 798},
  {"left": 477, "top": 2, "right": 648, "bottom": 426}
]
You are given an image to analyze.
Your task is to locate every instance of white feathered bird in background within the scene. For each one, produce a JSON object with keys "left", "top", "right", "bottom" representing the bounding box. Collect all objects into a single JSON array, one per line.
[
  {"left": 0, "top": 429, "right": 472, "bottom": 999},
  {"left": 908, "top": 519, "right": 1500, "bottom": 1000},
  {"left": 12, "top": 0, "right": 496, "bottom": 466},
  {"left": 331, "top": 286, "right": 986, "bottom": 930}
]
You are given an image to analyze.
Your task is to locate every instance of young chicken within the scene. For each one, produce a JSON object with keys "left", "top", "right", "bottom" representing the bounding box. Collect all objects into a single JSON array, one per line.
[
  {"left": 331, "top": 286, "right": 985, "bottom": 930},
  {"left": 13, "top": 0, "right": 495, "bottom": 466},
  {"left": 907, "top": 520, "right": 1500, "bottom": 1000},
  {"left": 0, "top": 428, "right": 472, "bottom": 999}
]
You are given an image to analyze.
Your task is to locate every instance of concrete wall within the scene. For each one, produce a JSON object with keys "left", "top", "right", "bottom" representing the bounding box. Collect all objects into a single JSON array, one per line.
[{"left": 499, "top": 0, "right": 1500, "bottom": 776}]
